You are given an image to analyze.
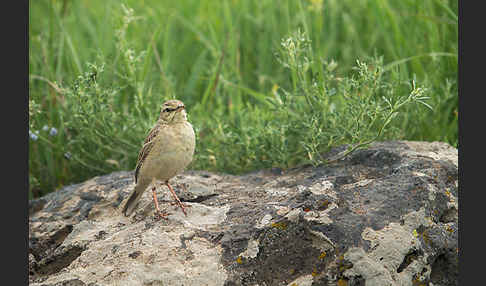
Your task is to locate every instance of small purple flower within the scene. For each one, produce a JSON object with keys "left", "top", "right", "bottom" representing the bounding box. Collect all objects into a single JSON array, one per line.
[
  {"left": 29, "top": 130, "right": 38, "bottom": 141},
  {"left": 49, "top": 127, "right": 58, "bottom": 136}
]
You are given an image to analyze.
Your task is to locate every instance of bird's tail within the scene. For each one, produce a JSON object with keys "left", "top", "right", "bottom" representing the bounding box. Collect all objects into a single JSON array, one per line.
[{"left": 122, "top": 181, "right": 149, "bottom": 216}]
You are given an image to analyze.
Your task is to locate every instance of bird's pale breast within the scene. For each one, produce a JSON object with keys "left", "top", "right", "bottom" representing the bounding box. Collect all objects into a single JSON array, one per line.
[{"left": 139, "top": 121, "right": 195, "bottom": 182}]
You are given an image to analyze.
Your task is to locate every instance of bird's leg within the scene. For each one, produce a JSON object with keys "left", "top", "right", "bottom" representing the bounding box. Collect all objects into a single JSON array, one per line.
[
  {"left": 165, "top": 181, "right": 189, "bottom": 216},
  {"left": 151, "top": 184, "right": 168, "bottom": 220},
  {"left": 159, "top": 183, "right": 192, "bottom": 208}
]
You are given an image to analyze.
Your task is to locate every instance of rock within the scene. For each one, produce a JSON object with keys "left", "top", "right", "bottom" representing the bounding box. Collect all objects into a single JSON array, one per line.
[{"left": 29, "top": 141, "right": 458, "bottom": 286}]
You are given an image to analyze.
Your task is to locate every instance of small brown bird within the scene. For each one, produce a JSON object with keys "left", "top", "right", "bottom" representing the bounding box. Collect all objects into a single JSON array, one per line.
[{"left": 122, "top": 99, "right": 196, "bottom": 218}]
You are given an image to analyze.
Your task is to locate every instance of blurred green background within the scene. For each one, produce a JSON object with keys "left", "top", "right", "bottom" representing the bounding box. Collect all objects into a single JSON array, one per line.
[{"left": 29, "top": 0, "right": 458, "bottom": 198}]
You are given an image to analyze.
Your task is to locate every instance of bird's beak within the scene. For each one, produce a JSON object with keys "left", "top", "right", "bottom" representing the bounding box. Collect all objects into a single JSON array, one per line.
[{"left": 176, "top": 105, "right": 185, "bottom": 112}]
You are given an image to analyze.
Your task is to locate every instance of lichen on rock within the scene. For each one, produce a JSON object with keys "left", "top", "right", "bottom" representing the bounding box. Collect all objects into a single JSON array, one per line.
[{"left": 29, "top": 141, "right": 458, "bottom": 286}]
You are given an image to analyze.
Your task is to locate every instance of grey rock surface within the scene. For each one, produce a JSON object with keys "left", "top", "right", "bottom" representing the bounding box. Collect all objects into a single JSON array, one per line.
[{"left": 29, "top": 141, "right": 458, "bottom": 286}]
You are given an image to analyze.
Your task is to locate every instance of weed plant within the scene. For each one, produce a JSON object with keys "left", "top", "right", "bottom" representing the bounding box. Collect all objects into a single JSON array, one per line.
[{"left": 29, "top": 0, "right": 457, "bottom": 198}]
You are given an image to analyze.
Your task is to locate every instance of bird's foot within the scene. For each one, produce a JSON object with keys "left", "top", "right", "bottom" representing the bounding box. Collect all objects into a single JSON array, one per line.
[
  {"left": 170, "top": 201, "right": 191, "bottom": 216},
  {"left": 154, "top": 210, "right": 170, "bottom": 221},
  {"left": 166, "top": 182, "right": 191, "bottom": 216}
]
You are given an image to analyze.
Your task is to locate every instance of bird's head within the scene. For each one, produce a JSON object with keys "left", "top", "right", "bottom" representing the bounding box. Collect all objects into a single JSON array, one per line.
[{"left": 159, "top": 100, "right": 187, "bottom": 123}]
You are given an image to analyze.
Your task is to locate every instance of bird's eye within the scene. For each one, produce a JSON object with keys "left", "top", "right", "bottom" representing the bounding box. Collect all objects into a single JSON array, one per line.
[{"left": 163, "top": 107, "right": 175, "bottom": 113}]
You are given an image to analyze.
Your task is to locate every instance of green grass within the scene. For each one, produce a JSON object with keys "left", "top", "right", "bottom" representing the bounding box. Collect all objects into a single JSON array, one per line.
[{"left": 29, "top": 0, "right": 457, "bottom": 198}]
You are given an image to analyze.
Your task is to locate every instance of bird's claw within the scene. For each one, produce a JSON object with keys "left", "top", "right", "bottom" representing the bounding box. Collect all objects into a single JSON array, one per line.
[{"left": 154, "top": 210, "right": 170, "bottom": 221}]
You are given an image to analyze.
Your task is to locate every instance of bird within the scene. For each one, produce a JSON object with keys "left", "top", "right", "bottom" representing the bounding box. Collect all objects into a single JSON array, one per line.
[{"left": 122, "top": 99, "right": 196, "bottom": 218}]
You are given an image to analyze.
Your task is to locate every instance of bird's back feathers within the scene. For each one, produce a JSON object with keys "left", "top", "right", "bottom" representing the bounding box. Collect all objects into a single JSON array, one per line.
[{"left": 135, "top": 124, "right": 162, "bottom": 183}]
